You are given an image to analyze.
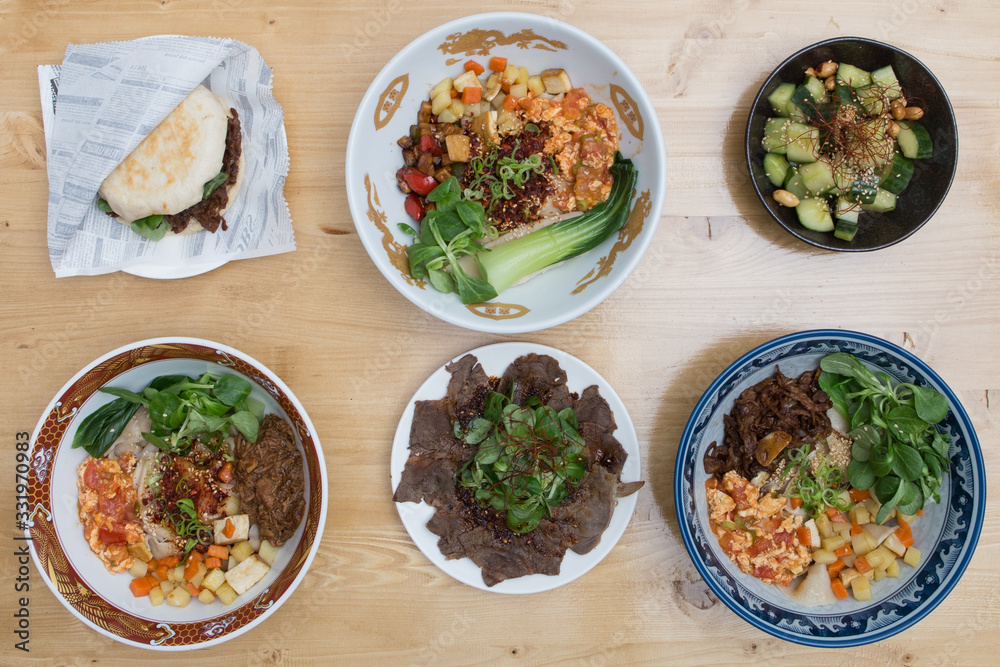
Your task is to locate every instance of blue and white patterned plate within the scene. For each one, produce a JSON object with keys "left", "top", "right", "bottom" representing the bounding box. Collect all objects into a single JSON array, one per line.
[{"left": 674, "top": 330, "right": 984, "bottom": 647}]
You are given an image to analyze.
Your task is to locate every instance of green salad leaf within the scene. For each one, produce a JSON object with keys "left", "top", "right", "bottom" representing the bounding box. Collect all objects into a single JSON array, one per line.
[{"left": 819, "top": 352, "right": 951, "bottom": 522}]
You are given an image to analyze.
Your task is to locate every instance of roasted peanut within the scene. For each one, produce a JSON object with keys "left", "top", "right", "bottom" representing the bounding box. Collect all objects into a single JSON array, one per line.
[
  {"left": 891, "top": 104, "right": 906, "bottom": 121},
  {"left": 888, "top": 120, "right": 901, "bottom": 137},
  {"left": 805, "top": 67, "right": 817, "bottom": 78},
  {"left": 904, "top": 106, "right": 924, "bottom": 120},
  {"left": 818, "top": 61, "right": 838, "bottom": 78},
  {"left": 825, "top": 76, "right": 837, "bottom": 91},
  {"left": 773, "top": 190, "right": 800, "bottom": 207}
]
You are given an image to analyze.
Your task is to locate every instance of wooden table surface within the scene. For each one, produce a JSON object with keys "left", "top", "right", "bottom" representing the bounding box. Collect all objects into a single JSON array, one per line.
[{"left": 2, "top": 0, "right": 998, "bottom": 664}]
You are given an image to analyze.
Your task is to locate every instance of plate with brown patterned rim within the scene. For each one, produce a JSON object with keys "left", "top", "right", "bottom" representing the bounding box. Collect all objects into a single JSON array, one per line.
[
  {"left": 24, "top": 337, "right": 327, "bottom": 650},
  {"left": 345, "top": 12, "right": 667, "bottom": 333}
]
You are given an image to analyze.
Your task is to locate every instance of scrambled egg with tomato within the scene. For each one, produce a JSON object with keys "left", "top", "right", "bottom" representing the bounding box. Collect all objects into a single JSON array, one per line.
[
  {"left": 77, "top": 455, "right": 144, "bottom": 573},
  {"left": 519, "top": 88, "right": 618, "bottom": 212},
  {"left": 706, "top": 471, "right": 811, "bottom": 586}
]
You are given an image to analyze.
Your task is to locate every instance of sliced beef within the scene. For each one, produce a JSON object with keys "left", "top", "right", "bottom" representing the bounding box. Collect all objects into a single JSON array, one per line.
[
  {"left": 499, "top": 353, "right": 568, "bottom": 405},
  {"left": 232, "top": 414, "right": 305, "bottom": 547},
  {"left": 396, "top": 353, "right": 643, "bottom": 587}
]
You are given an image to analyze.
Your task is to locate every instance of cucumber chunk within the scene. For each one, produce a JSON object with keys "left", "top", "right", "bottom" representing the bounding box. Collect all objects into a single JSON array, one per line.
[
  {"left": 804, "top": 75, "right": 827, "bottom": 103},
  {"left": 880, "top": 153, "right": 915, "bottom": 194},
  {"left": 835, "top": 195, "right": 861, "bottom": 224},
  {"left": 896, "top": 121, "right": 933, "bottom": 159},
  {"left": 861, "top": 188, "right": 897, "bottom": 212},
  {"left": 762, "top": 118, "right": 789, "bottom": 154},
  {"left": 837, "top": 63, "right": 871, "bottom": 88},
  {"left": 796, "top": 197, "right": 835, "bottom": 232},
  {"left": 768, "top": 83, "right": 796, "bottom": 118},
  {"left": 856, "top": 85, "right": 889, "bottom": 117},
  {"left": 785, "top": 122, "right": 820, "bottom": 163},
  {"left": 764, "top": 153, "right": 791, "bottom": 187},
  {"left": 870, "top": 65, "right": 902, "bottom": 100},
  {"left": 783, "top": 171, "right": 809, "bottom": 200},
  {"left": 851, "top": 172, "right": 880, "bottom": 205},
  {"left": 799, "top": 160, "right": 836, "bottom": 195},
  {"left": 834, "top": 218, "right": 860, "bottom": 242}
]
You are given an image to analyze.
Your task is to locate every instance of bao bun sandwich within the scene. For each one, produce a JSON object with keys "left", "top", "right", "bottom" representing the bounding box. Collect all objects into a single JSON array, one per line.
[{"left": 96, "top": 85, "right": 244, "bottom": 241}]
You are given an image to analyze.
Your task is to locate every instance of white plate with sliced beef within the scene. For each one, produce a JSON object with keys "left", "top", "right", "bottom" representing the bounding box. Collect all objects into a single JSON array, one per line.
[{"left": 391, "top": 342, "right": 643, "bottom": 593}]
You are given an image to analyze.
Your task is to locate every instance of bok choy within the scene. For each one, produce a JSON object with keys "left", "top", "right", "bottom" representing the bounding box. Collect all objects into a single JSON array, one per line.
[{"left": 400, "top": 152, "right": 638, "bottom": 304}]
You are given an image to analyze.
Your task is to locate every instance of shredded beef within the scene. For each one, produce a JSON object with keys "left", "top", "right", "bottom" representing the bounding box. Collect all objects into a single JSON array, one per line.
[
  {"left": 165, "top": 109, "right": 243, "bottom": 234},
  {"left": 232, "top": 414, "right": 305, "bottom": 547},
  {"left": 703, "top": 367, "right": 833, "bottom": 480},
  {"left": 393, "top": 353, "right": 644, "bottom": 587}
]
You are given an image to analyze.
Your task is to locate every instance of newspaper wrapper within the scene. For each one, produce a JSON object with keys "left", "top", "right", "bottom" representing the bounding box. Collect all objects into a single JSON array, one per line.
[{"left": 39, "top": 36, "right": 294, "bottom": 278}]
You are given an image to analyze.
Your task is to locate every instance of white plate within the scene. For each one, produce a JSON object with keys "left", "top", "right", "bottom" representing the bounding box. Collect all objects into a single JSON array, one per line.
[
  {"left": 26, "top": 337, "right": 327, "bottom": 650},
  {"left": 390, "top": 342, "right": 641, "bottom": 593}
]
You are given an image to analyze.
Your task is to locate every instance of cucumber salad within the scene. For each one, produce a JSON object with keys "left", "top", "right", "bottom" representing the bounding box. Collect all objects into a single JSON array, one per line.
[{"left": 761, "top": 60, "right": 932, "bottom": 242}]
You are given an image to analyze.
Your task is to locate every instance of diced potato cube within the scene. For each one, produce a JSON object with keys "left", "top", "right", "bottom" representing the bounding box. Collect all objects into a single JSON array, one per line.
[
  {"left": 166, "top": 587, "right": 191, "bottom": 608},
  {"left": 509, "top": 83, "right": 528, "bottom": 99},
  {"left": 834, "top": 521, "right": 853, "bottom": 538},
  {"left": 864, "top": 545, "right": 892, "bottom": 571},
  {"left": 190, "top": 562, "right": 208, "bottom": 589},
  {"left": 213, "top": 514, "right": 250, "bottom": 546},
  {"left": 215, "top": 582, "right": 238, "bottom": 606},
  {"left": 811, "top": 548, "right": 837, "bottom": 565},
  {"left": 198, "top": 589, "right": 216, "bottom": 604},
  {"left": 815, "top": 513, "right": 832, "bottom": 539},
  {"left": 224, "top": 495, "right": 241, "bottom": 517},
  {"left": 224, "top": 554, "right": 270, "bottom": 596},
  {"left": 852, "top": 531, "right": 874, "bottom": 556},
  {"left": 861, "top": 497, "right": 880, "bottom": 516},
  {"left": 502, "top": 64, "right": 519, "bottom": 83},
  {"left": 171, "top": 565, "right": 185, "bottom": 582},
  {"left": 431, "top": 90, "right": 453, "bottom": 115},
  {"left": 821, "top": 534, "right": 848, "bottom": 551},
  {"left": 437, "top": 108, "right": 459, "bottom": 124},
  {"left": 230, "top": 541, "right": 255, "bottom": 564},
  {"left": 903, "top": 547, "right": 922, "bottom": 568},
  {"left": 839, "top": 567, "right": 860, "bottom": 588},
  {"left": 485, "top": 73, "right": 499, "bottom": 89},
  {"left": 159, "top": 580, "right": 174, "bottom": 595},
  {"left": 540, "top": 68, "right": 572, "bottom": 94},
  {"left": 202, "top": 568, "right": 227, "bottom": 593},
  {"left": 429, "top": 77, "right": 453, "bottom": 100},
  {"left": 452, "top": 70, "right": 482, "bottom": 93},
  {"left": 248, "top": 523, "right": 262, "bottom": 553},
  {"left": 526, "top": 75, "right": 545, "bottom": 96},
  {"left": 873, "top": 567, "right": 886, "bottom": 582},
  {"left": 851, "top": 575, "right": 872, "bottom": 601},
  {"left": 491, "top": 92, "right": 506, "bottom": 110},
  {"left": 897, "top": 511, "right": 917, "bottom": 524},
  {"left": 848, "top": 504, "right": 870, "bottom": 525},
  {"left": 444, "top": 134, "right": 471, "bottom": 162},
  {"left": 149, "top": 587, "right": 165, "bottom": 607},
  {"left": 883, "top": 532, "right": 907, "bottom": 557},
  {"left": 258, "top": 540, "right": 279, "bottom": 567},
  {"left": 886, "top": 559, "right": 901, "bottom": 578},
  {"left": 448, "top": 100, "right": 465, "bottom": 118},
  {"left": 516, "top": 66, "right": 529, "bottom": 85},
  {"left": 128, "top": 560, "right": 148, "bottom": 578},
  {"left": 862, "top": 567, "right": 876, "bottom": 581},
  {"left": 128, "top": 541, "right": 153, "bottom": 562}
]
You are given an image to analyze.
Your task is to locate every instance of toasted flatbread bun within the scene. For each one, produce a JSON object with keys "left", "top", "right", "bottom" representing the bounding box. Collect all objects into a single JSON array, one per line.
[{"left": 98, "top": 85, "right": 229, "bottom": 224}]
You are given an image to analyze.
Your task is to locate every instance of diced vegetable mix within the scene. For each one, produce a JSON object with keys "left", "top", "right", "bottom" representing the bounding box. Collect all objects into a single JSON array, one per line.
[{"left": 127, "top": 513, "right": 279, "bottom": 608}]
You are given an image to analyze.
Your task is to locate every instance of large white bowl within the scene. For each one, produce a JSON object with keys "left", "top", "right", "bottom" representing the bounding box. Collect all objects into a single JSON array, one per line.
[
  {"left": 25, "top": 338, "right": 327, "bottom": 650},
  {"left": 346, "top": 12, "right": 666, "bottom": 333}
]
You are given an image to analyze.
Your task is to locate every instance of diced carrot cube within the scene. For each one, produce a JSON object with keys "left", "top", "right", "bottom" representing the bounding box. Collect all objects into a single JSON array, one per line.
[
  {"left": 186, "top": 583, "right": 200, "bottom": 597},
  {"left": 464, "top": 60, "right": 484, "bottom": 75},
  {"left": 489, "top": 56, "right": 507, "bottom": 72},
  {"left": 188, "top": 551, "right": 203, "bottom": 564},
  {"left": 130, "top": 577, "right": 155, "bottom": 597},
  {"left": 155, "top": 565, "right": 169, "bottom": 581},
  {"left": 503, "top": 94, "right": 518, "bottom": 111},
  {"left": 834, "top": 544, "right": 852, "bottom": 558},
  {"left": 854, "top": 556, "right": 872, "bottom": 574},
  {"left": 850, "top": 522, "right": 863, "bottom": 536},
  {"left": 828, "top": 560, "right": 846, "bottom": 577},
  {"left": 206, "top": 557, "right": 222, "bottom": 569},
  {"left": 183, "top": 559, "right": 200, "bottom": 580},
  {"left": 462, "top": 87, "right": 481, "bottom": 104},
  {"left": 207, "top": 544, "right": 229, "bottom": 559},
  {"left": 790, "top": 497, "right": 803, "bottom": 509},
  {"left": 831, "top": 578, "right": 849, "bottom": 600},
  {"left": 849, "top": 488, "right": 870, "bottom": 502}
]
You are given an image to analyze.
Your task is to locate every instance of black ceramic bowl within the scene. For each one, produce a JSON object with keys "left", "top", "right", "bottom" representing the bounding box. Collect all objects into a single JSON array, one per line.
[{"left": 746, "top": 37, "right": 957, "bottom": 251}]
